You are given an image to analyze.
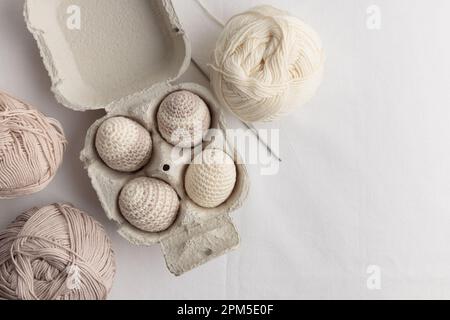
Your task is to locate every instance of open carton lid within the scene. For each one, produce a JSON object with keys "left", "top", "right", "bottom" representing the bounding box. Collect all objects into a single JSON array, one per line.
[{"left": 25, "top": 0, "right": 191, "bottom": 111}]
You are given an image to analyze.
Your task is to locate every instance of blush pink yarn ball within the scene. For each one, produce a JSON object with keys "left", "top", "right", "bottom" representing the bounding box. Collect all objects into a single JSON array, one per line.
[{"left": 0, "top": 203, "right": 116, "bottom": 300}]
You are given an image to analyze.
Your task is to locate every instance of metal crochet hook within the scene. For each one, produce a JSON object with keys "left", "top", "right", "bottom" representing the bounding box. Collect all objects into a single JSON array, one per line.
[{"left": 191, "top": 58, "right": 282, "bottom": 163}]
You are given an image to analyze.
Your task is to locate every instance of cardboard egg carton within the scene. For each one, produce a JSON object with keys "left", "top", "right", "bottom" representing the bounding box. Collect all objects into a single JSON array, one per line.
[{"left": 25, "top": 0, "right": 249, "bottom": 275}]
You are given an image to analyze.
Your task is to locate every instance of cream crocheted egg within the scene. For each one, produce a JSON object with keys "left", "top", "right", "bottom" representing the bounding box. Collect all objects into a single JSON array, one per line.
[
  {"left": 95, "top": 117, "right": 152, "bottom": 172},
  {"left": 119, "top": 177, "right": 180, "bottom": 233},
  {"left": 157, "top": 91, "right": 211, "bottom": 148},
  {"left": 185, "top": 149, "right": 237, "bottom": 208}
]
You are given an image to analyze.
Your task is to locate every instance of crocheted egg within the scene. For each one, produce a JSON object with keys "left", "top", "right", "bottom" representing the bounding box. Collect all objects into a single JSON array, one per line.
[
  {"left": 119, "top": 177, "right": 180, "bottom": 233},
  {"left": 157, "top": 91, "right": 211, "bottom": 148},
  {"left": 95, "top": 117, "right": 152, "bottom": 172},
  {"left": 0, "top": 92, "right": 66, "bottom": 199},
  {"left": 185, "top": 149, "right": 237, "bottom": 208}
]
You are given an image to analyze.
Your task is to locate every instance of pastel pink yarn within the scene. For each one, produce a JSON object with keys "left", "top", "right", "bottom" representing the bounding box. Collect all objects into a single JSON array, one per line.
[
  {"left": 0, "top": 92, "right": 67, "bottom": 198},
  {"left": 0, "top": 204, "right": 116, "bottom": 300}
]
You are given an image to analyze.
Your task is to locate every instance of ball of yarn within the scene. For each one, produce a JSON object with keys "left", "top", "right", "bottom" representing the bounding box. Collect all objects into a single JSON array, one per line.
[
  {"left": 157, "top": 91, "right": 211, "bottom": 148},
  {"left": 185, "top": 149, "right": 237, "bottom": 208},
  {"left": 119, "top": 177, "right": 180, "bottom": 233},
  {"left": 0, "top": 92, "right": 67, "bottom": 199},
  {"left": 210, "top": 5, "right": 325, "bottom": 122},
  {"left": 95, "top": 117, "right": 152, "bottom": 172},
  {"left": 0, "top": 203, "right": 116, "bottom": 300}
]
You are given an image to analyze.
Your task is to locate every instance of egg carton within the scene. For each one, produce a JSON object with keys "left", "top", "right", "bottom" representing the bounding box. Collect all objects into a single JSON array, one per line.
[{"left": 25, "top": 0, "right": 249, "bottom": 275}]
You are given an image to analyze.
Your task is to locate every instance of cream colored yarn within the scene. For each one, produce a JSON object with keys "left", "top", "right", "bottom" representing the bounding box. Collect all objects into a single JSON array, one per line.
[
  {"left": 0, "top": 204, "right": 116, "bottom": 300},
  {"left": 157, "top": 91, "right": 211, "bottom": 148},
  {"left": 0, "top": 92, "right": 66, "bottom": 199},
  {"left": 185, "top": 149, "right": 237, "bottom": 208},
  {"left": 119, "top": 177, "right": 180, "bottom": 233},
  {"left": 95, "top": 117, "right": 152, "bottom": 172},
  {"left": 210, "top": 5, "right": 325, "bottom": 122}
]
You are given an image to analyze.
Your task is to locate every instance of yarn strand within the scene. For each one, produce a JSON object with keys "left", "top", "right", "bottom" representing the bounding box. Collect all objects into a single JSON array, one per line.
[{"left": 195, "top": 0, "right": 225, "bottom": 27}]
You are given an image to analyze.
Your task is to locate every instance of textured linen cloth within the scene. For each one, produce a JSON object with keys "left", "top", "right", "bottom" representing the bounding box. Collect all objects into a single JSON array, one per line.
[{"left": 1, "top": 0, "right": 450, "bottom": 299}]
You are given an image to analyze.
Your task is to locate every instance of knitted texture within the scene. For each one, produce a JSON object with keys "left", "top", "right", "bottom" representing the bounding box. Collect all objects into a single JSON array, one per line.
[
  {"left": 95, "top": 117, "right": 152, "bottom": 172},
  {"left": 119, "top": 177, "right": 180, "bottom": 233},
  {"left": 210, "top": 5, "right": 325, "bottom": 122},
  {"left": 185, "top": 149, "right": 237, "bottom": 208},
  {"left": 0, "top": 204, "right": 116, "bottom": 300},
  {"left": 0, "top": 92, "right": 67, "bottom": 199},
  {"left": 157, "top": 91, "right": 211, "bottom": 148}
]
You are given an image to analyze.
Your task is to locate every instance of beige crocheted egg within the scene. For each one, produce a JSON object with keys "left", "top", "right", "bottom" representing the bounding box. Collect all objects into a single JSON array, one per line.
[
  {"left": 95, "top": 117, "right": 152, "bottom": 172},
  {"left": 119, "top": 177, "right": 180, "bottom": 233},
  {"left": 157, "top": 91, "right": 211, "bottom": 148},
  {"left": 185, "top": 149, "right": 237, "bottom": 208}
]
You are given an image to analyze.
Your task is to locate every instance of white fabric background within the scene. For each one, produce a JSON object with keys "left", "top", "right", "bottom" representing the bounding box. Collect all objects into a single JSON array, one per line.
[{"left": 1, "top": 0, "right": 450, "bottom": 299}]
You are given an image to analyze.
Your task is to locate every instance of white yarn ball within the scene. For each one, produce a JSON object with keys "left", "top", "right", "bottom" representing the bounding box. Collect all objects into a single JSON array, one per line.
[
  {"left": 95, "top": 117, "right": 152, "bottom": 172},
  {"left": 119, "top": 177, "right": 180, "bottom": 233},
  {"left": 210, "top": 5, "right": 325, "bottom": 122},
  {"left": 185, "top": 149, "right": 237, "bottom": 208},
  {"left": 157, "top": 91, "right": 211, "bottom": 148}
]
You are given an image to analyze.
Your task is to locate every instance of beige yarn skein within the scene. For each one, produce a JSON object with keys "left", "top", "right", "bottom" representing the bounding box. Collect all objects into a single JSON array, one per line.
[
  {"left": 119, "top": 177, "right": 180, "bottom": 233},
  {"left": 210, "top": 5, "right": 325, "bottom": 122},
  {"left": 95, "top": 117, "right": 152, "bottom": 172},
  {"left": 157, "top": 91, "right": 211, "bottom": 148},
  {"left": 0, "top": 92, "right": 67, "bottom": 199},
  {"left": 0, "top": 204, "right": 116, "bottom": 300},
  {"left": 185, "top": 149, "right": 237, "bottom": 208}
]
